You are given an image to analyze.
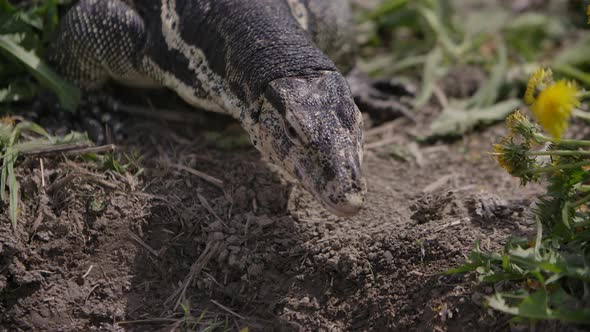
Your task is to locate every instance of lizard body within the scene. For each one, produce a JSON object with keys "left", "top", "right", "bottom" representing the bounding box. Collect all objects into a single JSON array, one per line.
[{"left": 50, "top": 0, "right": 365, "bottom": 216}]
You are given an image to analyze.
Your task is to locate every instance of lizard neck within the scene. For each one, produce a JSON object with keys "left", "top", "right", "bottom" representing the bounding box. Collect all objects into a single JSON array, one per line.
[{"left": 175, "top": 0, "right": 337, "bottom": 104}]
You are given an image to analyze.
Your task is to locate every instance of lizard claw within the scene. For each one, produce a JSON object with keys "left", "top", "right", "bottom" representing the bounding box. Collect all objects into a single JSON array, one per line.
[{"left": 347, "top": 68, "right": 417, "bottom": 124}]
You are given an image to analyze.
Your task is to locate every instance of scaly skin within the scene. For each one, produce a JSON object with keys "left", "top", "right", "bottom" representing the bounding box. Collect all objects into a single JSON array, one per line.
[{"left": 49, "top": 0, "right": 365, "bottom": 216}]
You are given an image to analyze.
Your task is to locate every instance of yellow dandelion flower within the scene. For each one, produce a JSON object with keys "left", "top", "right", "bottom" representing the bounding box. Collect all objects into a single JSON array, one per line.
[
  {"left": 531, "top": 80, "right": 580, "bottom": 139},
  {"left": 505, "top": 110, "right": 538, "bottom": 145},
  {"left": 493, "top": 143, "right": 513, "bottom": 173},
  {"left": 506, "top": 110, "right": 525, "bottom": 131},
  {"left": 525, "top": 67, "right": 553, "bottom": 105}
]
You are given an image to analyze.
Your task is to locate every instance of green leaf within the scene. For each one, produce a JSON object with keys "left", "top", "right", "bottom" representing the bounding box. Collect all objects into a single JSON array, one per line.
[
  {"left": 0, "top": 147, "right": 7, "bottom": 201},
  {"left": 0, "top": 80, "right": 37, "bottom": 103},
  {"left": 553, "top": 64, "right": 590, "bottom": 87},
  {"left": 0, "top": 0, "right": 15, "bottom": 13},
  {"left": 428, "top": 98, "right": 520, "bottom": 138},
  {"left": 553, "top": 35, "right": 590, "bottom": 70},
  {"left": 0, "top": 35, "right": 80, "bottom": 111},
  {"left": 7, "top": 150, "right": 18, "bottom": 228},
  {"left": 463, "top": 9, "right": 509, "bottom": 37},
  {"left": 503, "top": 13, "right": 564, "bottom": 61},
  {"left": 488, "top": 288, "right": 590, "bottom": 324},
  {"left": 467, "top": 39, "right": 507, "bottom": 109},
  {"left": 363, "top": 0, "right": 409, "bottom": 21},
  {"left": 414, "top": 47, "right": 444, "bottom": 108},
  {"left": 14, "top": 120, "right": 52, "bottom": 140}
]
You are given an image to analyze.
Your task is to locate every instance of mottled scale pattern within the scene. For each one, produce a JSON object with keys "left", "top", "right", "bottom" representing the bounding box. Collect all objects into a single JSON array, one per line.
[
  {"left": 50, "top": 0, "right": 149, "bottom": 89},
  {"left": 292, "top": 0, "right": 357, "bottom": 73},
  {"left": 50, "top": 0, "right": 366, "bottom": 216}
]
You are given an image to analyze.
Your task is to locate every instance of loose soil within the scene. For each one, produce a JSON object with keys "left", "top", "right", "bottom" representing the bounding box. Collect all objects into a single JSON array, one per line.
[{"left": 0, "top": 81, "right": 559, "bottom": 332}]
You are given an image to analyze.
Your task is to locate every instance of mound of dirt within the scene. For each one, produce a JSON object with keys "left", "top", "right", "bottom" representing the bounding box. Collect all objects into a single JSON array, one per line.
[{"left": 0, "top": 99, "right": 547, "bottom": 331}]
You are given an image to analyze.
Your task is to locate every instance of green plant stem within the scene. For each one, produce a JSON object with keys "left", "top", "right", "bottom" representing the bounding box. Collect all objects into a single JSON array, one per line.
[
  {"left": 534, "top": 133, "right": 590, "bottom": 147},
  {"left": 579, "top": 185, "right": 590, "bottom": 192},
  {"left": 573, "top": 219, "right": 590, "bottom": 228},
  {"left": 573, "top": 109, "right": 590, "bottom": 122},
  {"left": 528, "top": 150, "right": 590, "bottom": 157},
  {"left": 381, "top": 55, "right": 427, "bottom": 76},
  {"left": 364, "top": 0, "right": 409, "bottom": 21},
  {"left": 553, "top": 64, "right": 590, "bottom": 87},
  {"left": 523, "top": 160, "right": 590, "bottom": 175},
  {"left": 569, "top": 192, "right": 590, "bottom": 209},
  {"left": 416, "top": 6, "right": 464, "bottom": 59}
]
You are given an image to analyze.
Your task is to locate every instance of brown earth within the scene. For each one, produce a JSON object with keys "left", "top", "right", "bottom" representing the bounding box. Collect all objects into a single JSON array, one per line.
[{"left": 0, "top": 82, "right": 557, "bottom": 332}]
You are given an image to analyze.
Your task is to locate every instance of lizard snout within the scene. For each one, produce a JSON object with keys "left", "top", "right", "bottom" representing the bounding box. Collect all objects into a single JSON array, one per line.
[
  {"left": 316, "top": 156, "right": 366, "bottom": 217},
  {"left": 324, "top": 190, "right": 365, "bottom": 217}
]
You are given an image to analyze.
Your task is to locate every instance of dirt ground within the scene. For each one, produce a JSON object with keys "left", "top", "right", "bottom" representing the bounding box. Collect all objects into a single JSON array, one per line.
[{"left": 0, "top": 73, "right": 560, "bottom": 332}]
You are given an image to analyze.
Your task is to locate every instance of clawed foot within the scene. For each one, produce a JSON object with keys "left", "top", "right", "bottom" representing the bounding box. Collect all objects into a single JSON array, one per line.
[{"left": 347, "top": 68, "right": 417, "bottom": 124}]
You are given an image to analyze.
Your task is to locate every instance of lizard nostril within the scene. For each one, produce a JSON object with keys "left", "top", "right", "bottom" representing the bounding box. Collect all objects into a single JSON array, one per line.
[{"left": 286, "top": 124, "right": 298, "bottom": 140}]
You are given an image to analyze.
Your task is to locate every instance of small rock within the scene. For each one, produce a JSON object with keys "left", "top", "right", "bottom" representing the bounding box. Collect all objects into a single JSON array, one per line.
[
  {"left": 35, "top": 231, "right": 52, "bottom": 242},
  {"left": 326, "top": 257, "right": 339, "bottom": 270},
  {"left": 209, "top": 232, "right": 225, "bottom": 241},
  {"left": 471, "top": 293, "right": 483, "bottom": 305},
  {"left": 383, "top": 251, "right": 394, "bottom": 264},
  {"left": 208, "top": 220, "right": 224, "bottom": 232},
  {"left": 256, "top": 215, "right": 274, "bottom": 227},
  {"left": 247, "top": 263, "right": 264, "bottom": 277}
]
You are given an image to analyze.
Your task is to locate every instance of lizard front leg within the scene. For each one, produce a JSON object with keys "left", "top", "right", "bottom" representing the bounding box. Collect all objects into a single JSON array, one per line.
[{"left": 49, "top": 0, "right": 155, "bottom": 90}]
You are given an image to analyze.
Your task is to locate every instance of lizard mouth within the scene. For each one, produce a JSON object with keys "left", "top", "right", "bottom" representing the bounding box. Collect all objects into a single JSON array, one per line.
[
  {"left": 319, "top": 195, "right": 364, "bottom": 217},
  {"left": 294, "top": 165, "right": 364, "bottom": 217}
]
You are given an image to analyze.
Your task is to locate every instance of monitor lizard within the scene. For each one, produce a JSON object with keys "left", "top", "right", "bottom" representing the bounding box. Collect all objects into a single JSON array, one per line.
[{"left": 49, "top": 0, "right": 367, "bottom": 216}]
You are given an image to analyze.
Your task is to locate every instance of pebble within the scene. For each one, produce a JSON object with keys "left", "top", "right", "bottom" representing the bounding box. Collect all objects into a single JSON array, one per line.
[{"left": 383, "top": 250, "right": 394, "bottom": 264}]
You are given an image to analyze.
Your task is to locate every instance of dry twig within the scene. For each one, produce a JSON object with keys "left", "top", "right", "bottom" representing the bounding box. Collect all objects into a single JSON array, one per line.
[
  {"left": 127, "top": 231, "right": 159, "bottom": 258},
  {"left": 210, "top": 300, "right": 245, "bottom": 320},
  {"left": 166, "top": 241, "right": 222, "bottom": 311},
  {"left": 173, "top": 163, "right": 224, "bottom": 189}
]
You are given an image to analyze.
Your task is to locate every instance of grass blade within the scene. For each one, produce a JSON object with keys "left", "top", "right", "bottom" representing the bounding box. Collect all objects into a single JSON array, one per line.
[
  {"left": 467, "top": 38, "right": 507, "bottom": 108},
  {"left": 14, "top": 120, "right": 52, "bottom": 140},
  {"left": 414, "top": 47, "right": 443, "bottom": 108},
  {"left": 7, "top": 150, "right": 18, "bottom": 229},
  {"left": 363, "top": 0, "right": 409, "bottom": 21},
  {"left": 0, "top": 149, "right": 7, "bottom": 201},
  {"left": 0, "top": 35, "right": 80, "bottom": 111}
]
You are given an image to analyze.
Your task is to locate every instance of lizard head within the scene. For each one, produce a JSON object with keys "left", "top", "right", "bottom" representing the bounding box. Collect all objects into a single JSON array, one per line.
[{"left": 249, "top": 71, "right": 365, "bottom": 217}]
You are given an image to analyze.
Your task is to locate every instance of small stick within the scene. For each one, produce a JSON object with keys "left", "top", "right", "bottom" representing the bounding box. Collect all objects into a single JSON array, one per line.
[
  {"left": 407, "top": 142, "right": 425, "bottom": 168},
  {"left": 210, "top": 300, "right": 245, "bottom": 320},
  {"left": 85, "top": 284, "right": 100, "bottom": 304},
  {"left": 84, "top": 176, "right": 119, "bottom": 190},
  {"left": 433, "top": 219, "right": 464, "bottom": 233},
  {"left": 46, "top": 173, "right": 77, "bottom": 194},
  {"left": 166, "top": 241, "right": 221, "bottom": 310},
  {"left": 422, "top": 174, "right": 456, "bottom": 194},
  {"left": 197, "top": 193, "right": 227, "bottom": 228},
  {"left": 365, "top": 136, "right": 401, "bottom": 150},
  {"left": 63, "top": 144, "right": 116, "bottom": 156},
  {"left": 82, "top": 265, "right": 94, "bottom": 279},
  {"left": 23, "top": 144, "right": 115, "bottom": 158},
  {"left": 39, "top": 158, "right": 45, "bottom": 188},
  {"left": 365, "top": 118, "right": 405, "bottom": 137},
  {"left": 173, "top": 163, "right": 224, "bottom": 189},
  {"left": 21, "top": 142, "right": 92, "bottom": 156},
  {"left": 127, "top": 231, "right": 159, "bottom": 258},
  {"left": 64, "top": 161, "right": 119, "bottom": 190},
  {"left": 433, "top": 84, "right": 449, "bottom": 109}
]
